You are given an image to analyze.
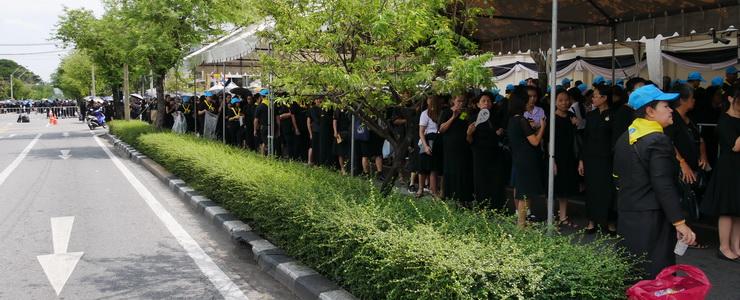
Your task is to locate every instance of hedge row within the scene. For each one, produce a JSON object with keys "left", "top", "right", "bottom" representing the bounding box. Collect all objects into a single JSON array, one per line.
[{"left": 109, "top": 120, "right": 636, "bottom": 299}]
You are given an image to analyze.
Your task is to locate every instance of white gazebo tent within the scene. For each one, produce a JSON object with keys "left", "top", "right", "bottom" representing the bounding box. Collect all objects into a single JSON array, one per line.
[{"left": 183, "top": 17, "right": 275, "bottom": 147}]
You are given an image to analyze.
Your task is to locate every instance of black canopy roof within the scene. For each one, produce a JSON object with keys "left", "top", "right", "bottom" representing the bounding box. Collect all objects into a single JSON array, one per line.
[{"left": 468, "top": 0, "right": 740, "bottom": 53}]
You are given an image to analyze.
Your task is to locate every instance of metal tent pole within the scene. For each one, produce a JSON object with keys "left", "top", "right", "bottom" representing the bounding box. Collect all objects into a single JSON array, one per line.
[
  {"left": 546, "top": 0, "right": 558, "bottom": 230},
  {"left": 611, "top": 26, "right": 617, "bottom": 85},
  {"left": 222, "top": 61, "right": 227, "bottom": 144},
  {"left": 267, "top": 43, "right": 275, "bottom": 156},
  {"left": 350, "top": 114, "right": 356, "bottom": 176},
  {"left": 193, "top": 67, "right": 197, "bottom": 135}
]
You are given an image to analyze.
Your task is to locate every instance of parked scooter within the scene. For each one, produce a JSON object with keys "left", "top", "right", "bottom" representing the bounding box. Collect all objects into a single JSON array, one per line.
[{"left": 86, "top": 108, "right": 106, "bottom": 129}]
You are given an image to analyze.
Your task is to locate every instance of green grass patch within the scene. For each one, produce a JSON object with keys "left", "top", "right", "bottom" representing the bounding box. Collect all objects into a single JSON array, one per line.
[{"left": 112, "top": 121, "right": 636, "bottom": 299}]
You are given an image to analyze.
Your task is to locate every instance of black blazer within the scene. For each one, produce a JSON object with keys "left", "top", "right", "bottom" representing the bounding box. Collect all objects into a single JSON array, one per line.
[{"left": 613, "top": 131, "right": 684, "bottom": 223}]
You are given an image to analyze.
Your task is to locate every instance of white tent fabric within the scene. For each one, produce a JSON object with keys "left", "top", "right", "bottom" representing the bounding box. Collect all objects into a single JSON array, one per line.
[
  {"left": 640, "top": 35, "right": 673, "bottom": 89},
  {"left": 208, "top": 83, "right": 225, "bottom": 92},
  {"left": 661, "top": 54, "right": 737, "bottom": 71},
  {"left": 493, "top": 60, "right": 647, "bottom": 81},
  {"left": 184, "top": 17, "right": 275, "bottom": 67},
  {"left": 578, "top": 60, "right": 647, "bottom": 81}
]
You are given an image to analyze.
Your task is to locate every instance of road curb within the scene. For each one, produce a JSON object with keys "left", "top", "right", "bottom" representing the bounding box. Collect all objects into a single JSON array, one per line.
[{"left": 103, "top": 133, "right": 356, "bottom": 300}]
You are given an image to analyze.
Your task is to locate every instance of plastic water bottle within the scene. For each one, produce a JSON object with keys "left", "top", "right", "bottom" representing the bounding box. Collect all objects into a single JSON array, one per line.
[{"left": 674, "top": 240, "right": 688, "bottom": 256}]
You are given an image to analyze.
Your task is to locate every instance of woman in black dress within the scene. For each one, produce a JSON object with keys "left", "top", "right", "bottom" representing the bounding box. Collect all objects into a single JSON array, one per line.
[
  {"left": 467, "top": 91, "right": 506, "bottom": 209},
  {"left": 417, "top": 96, "right": 443, "bottom": 198},
  {"left": 291, "top": 102, "right": 310, "bottom": 162},
  {"left": 701, "top": 85, "right": 740, "bottom": 261},
  {"left": 578, "top": 85, "right": 616, "bottom": 234},
  {"left": 439, "top": 94, "right": 474, "bottom": 204},
  {"left": 507, "top": 87, "right": 546, "bottom": 227},
  {"left": 307, "top": 97, "right": 323, "bottom": 165},
  {"left": 333, "top": 109, "right": 352, "bottom": 175},
  {"left": 553, "top": 89, "right": 579, "bottom": 227}
]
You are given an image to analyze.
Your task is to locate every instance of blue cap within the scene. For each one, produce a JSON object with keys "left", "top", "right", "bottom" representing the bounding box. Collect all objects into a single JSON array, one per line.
[
  {"left": 628, "top": 84, "right": 679, "bottom": 110},
  {"left": 711, "top": 76, "right": 724, "bottom": 87},
  {"left": 505, "top": 84, "right": 515, "bottom": 92},
  {"left": 204, "top": 91, "right": 213, "bottom": 97},
  {"left": 593, "top": 75, "right": 605, "bottom": 85},
  {"left": 518, "top": 80, "right": 527, "bottom": 86},
  {"left": 561, "top": 78, "right": 572, "bottom": 85},
  {"left": 605, "top": 79, "right": 613, "bottom": 86},
  {"left": 494, "top": 94, "right": 504, "bottom": 103},
  {"left": 230, "top": 98, "right": 241, "bottom": 104},
  {"left": 259, "top": 89, "right": 269, "bottom": 96},
  {"left": 182, "top": 95, "right": 191, "bottom": 103},
  {"left": 727, "top": 66, "right": 738, "bottom": 74},
  {"left": 490, "top": 88, "right": 500, "bottom": 95},
  {"left": 577, "top": 83, "right": 588, "bottom": 93},
  {"left": 687, "top": 71, "right": 705, "bottom": 82}
]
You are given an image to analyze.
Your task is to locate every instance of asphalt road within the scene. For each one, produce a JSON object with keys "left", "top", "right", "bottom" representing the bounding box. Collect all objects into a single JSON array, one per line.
[{"left": 0, "top": 113, "right": 296, "bottom": 300}]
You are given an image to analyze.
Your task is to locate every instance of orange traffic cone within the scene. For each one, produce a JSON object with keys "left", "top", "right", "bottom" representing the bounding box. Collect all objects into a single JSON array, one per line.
[{"left": 50, "top": 115, "right": 58, "bottom": 126}]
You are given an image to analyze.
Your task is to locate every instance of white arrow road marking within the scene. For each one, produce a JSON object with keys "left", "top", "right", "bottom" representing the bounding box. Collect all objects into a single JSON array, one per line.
[
  {"left": 59, "top": 150, "right": 71, "bottom": 160},
  {"left": 37, "top": 216, "right": 84, "bottom": 296},
  {"left": 0, "top": 133, "right": 41, "bottom": 187},
  {"left": 63, "top": 132, "right": 69, "bottom": 138},
  {"left": 93, "top": 135, "right": 249, "bottom": 300}
]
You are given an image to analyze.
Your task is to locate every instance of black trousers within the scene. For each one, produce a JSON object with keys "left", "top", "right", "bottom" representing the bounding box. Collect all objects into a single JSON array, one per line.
[{"left": 618, "top": 210, "right": 676, "bottom": 279}]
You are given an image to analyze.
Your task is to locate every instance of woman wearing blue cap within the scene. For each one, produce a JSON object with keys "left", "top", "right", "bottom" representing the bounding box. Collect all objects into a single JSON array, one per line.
[
  {"left": 613, "top": 84, "right": 696, "bottom": 278},
  {"left": 225, "top": 96, "right": 242, "bottom": 146},
  {"left": 197, "top": 95, "right": 217, "bottom": 136},
  {"left": 701, "top": 85, "right": 740, "bottom": 262},
  {"left": 179, "top": 96, "right": 195, "bottom": 133}
]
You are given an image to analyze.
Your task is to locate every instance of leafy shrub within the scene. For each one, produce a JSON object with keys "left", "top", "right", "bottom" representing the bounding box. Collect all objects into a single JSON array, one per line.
[
  {"left": 108, "top": 120, "right": 156, "bottom": 147},
  {"left": 113, "top": 121, "right": 636, "bottom": 299}
]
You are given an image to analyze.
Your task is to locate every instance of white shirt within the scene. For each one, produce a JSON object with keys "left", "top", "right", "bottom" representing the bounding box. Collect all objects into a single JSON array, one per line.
[{"left": 419, "top": 109, "right": 439, "bottom": 134}]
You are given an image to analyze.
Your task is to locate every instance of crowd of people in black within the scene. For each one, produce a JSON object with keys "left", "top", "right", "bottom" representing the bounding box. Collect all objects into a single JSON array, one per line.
[
  {"left": 154, "top": 66, "right": 739, "bottom": 276},
  {"left": 0, "top": 99, "right": 78, "bottom": 117}
]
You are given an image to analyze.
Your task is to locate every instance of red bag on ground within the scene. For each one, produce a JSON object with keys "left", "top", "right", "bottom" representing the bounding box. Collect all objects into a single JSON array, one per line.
[{"left": 627, "top": 264, "right": 711, "bottom": 299}]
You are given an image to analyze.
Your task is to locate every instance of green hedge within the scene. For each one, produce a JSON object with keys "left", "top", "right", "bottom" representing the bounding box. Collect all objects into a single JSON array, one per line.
[
  {"left": 111, "top": 121, "right": 636, "bottom": 299},
  {"left": 109, "top": 120, "right": 157, "bottom": 148}
]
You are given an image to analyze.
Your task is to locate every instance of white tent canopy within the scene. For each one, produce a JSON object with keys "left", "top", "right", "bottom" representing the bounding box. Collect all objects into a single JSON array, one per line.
[{"left": 184, "top": 17, "right": 275, "bottom": 67}]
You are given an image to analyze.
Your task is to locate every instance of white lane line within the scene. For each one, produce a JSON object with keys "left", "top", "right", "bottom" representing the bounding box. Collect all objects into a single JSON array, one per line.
[
  {"left": 0, "top": 133, "right": 42, "bottom": 187},
  {"left": 91, "top": 135, "right": 248, "bottom": 300}
]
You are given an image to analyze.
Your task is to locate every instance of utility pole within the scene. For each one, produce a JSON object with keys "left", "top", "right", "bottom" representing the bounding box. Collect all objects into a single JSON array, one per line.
[
  {"left": 123, "top": 63, "right": 131, "bottom": 120},
  {"left": 91, "top": 64, "right": 96, "bottom": 98},
  {"left": 10, "top": 66, "right": 26, "bottom": 100}
]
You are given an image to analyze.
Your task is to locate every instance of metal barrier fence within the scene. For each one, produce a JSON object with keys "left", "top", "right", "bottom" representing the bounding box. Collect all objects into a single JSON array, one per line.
[{"left": 0, "top": 106, "right": 79, "bottom": 118}]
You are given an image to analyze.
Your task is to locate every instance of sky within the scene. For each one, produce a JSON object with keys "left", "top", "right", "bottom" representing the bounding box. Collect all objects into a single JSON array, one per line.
[{"left": 0, "top": 0, "right": 105, "bottom": 82}]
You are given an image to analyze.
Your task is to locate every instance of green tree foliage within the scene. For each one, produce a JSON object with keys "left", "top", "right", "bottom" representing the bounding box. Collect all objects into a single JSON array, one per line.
[
  {"left": 0, "top": 59, "right": 43, "bottom": 99},
  {"left": 51, "top": 50, "right": 109, "bottom": 100},
  {"left": 253, "top": 0, "right": 494, "bottom": 192},
  {"left": 101, "top": 0, "right": 234, "bottom": 128}
]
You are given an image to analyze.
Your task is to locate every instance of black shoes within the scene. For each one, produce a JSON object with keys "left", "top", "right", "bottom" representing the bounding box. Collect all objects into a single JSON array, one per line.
[{"left": 717, "top": 250, "right": 740, "bottom": 263}]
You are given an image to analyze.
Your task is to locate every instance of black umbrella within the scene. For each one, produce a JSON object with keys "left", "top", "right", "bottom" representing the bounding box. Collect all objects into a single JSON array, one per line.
[{"left": 229, "top": 87, "right": 252, "bottom": 98}]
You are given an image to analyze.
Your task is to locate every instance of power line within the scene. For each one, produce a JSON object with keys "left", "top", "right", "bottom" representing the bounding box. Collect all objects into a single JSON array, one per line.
[
  {"left": 0, "top": 42, "right": 56, "bottom": 46},
  {"left": 0, "top": 50, "right": 68, "bottom": 55}
]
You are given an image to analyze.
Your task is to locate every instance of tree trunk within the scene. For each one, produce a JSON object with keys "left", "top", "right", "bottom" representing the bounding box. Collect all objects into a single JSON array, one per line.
[
  {"left": 154, "top": 74, "right": 166, "bottom": 129},
  {"left": 112, "top": 85, "right": 123, "bottom": 120},
  {"left": 123, "top": 63, "right": 130, "bottom": 120},
  {"left": 381, "top": 138, "right": 412, "bottom": 196}
]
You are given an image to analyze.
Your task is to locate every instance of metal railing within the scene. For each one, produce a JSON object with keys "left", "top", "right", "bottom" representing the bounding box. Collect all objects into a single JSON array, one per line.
[{"left": 0, "top": 106, "right": 79, "bottom": 117}]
